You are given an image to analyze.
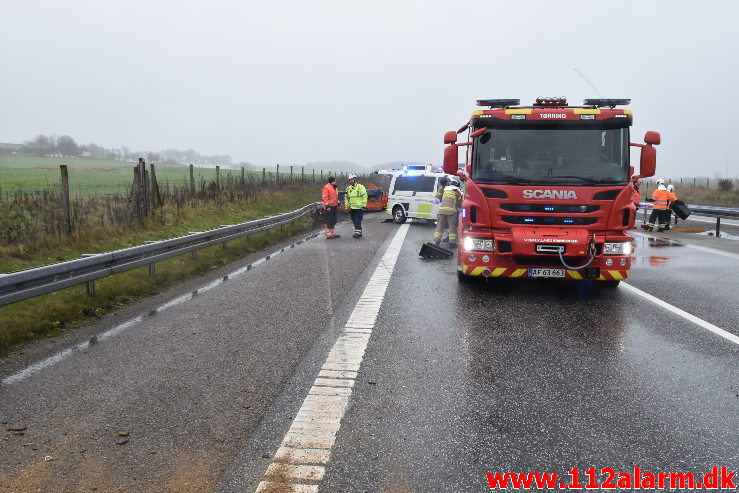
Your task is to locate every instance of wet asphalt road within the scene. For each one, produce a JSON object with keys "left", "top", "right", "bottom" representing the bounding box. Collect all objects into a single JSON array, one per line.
[{"left": 2, "top": 212, "right": 738, "bottom": 492}]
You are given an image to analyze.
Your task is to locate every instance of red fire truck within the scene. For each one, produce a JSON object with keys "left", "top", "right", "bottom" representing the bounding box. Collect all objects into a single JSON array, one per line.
[{"left": 443, "top": 97, "right": 660, "bottom": 285}]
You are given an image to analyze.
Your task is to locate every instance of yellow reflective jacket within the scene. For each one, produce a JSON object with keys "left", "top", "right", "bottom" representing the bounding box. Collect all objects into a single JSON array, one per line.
[
  {"left": 438, "top": 186, "right": 462, "bottom": 215},
  {"left": 345, "top": 183, "right": 367, "bottom": 209}
]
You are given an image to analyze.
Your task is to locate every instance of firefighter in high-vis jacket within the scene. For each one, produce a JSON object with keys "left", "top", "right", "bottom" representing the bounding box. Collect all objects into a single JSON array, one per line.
[
  {"left": 664, "top": 184, "right": 678, "bottom": 230},
  {"left": 642, "top": 178, "right": 671, "bottom": 232},
  {"left": 433, "top": 175, "right": 462, "bottom": 247},
  {"left": 321, "top": 176, "right": 340, "bottom": 239},
  {"left": 345, "top": 173, "right": 368, "bottom": 238}
]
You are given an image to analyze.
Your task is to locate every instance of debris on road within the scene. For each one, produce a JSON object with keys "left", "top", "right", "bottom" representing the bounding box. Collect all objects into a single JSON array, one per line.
[{"left": 419, "top": 242, "right": 453, "bottom": 259}]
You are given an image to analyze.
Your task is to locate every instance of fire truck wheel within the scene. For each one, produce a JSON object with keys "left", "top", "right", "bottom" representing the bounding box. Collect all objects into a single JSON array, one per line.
[
  {"left": 601, "top": 280, "right": 620, "bottom": 288},
  {"left": 392, "top": 206, "right": 407, "bottom": 224}
]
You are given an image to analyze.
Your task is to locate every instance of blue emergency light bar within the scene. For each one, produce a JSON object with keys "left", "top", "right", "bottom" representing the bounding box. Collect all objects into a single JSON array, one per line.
[
  {"left": 476, "top": 99, "right": 520, "bottom": 108},
  {"left": 583, "top": 99, "right": 631, "bottom": 108}
]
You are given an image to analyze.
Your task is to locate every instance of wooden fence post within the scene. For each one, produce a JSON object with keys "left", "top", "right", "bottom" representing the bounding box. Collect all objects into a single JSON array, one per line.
[
  {"left": 137, "top": 158, "right": 148, "bottom": 219},
  {"left": 276, "top": 164, "right": 280, "bottom": 182},
  {"left": 60, "top": 165, "right": 72, "bottom": 235},
  {"left": 290, "top": 165, "right": 293, "bottom": 181},
  {"left": 189, "top": 164, "right": 195, "bottom": 196},
  {"left": 150, "top": 163, "right": 162, "bottom": 207},
  {"left": 216, "top": 165, "right": 221, "bottom": 191},
  {"left": 131, "top": 165, "right": 142, "bottom": 223}
]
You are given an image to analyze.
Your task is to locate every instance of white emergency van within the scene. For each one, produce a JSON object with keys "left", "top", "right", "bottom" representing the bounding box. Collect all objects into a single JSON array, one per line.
[{"left": 378, "top": 165, "right": 449, "bottom": 224}]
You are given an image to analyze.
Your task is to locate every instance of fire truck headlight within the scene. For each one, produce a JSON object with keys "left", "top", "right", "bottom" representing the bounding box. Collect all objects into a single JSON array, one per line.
[
  {"left": 603, "top": 242, "right": 632, "bottom": 255},
  {"left": 463, "top": 237, "right": 494, "bottom": 252}
]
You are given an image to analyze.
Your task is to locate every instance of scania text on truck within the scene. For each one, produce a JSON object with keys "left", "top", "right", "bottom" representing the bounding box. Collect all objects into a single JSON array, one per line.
[{"left": 443, "top": 97, "right": 660, "bottom": 285}]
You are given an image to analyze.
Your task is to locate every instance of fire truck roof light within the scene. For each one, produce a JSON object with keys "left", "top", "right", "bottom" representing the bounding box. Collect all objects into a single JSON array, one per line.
[
  {"left": 476, "top": 99, "right": 521, "bottom": 108},
  {"left": 534, "top": 96, "right": 568, "bottom": 106},
  {"left": 583, "top": 98, "right": 631, "bottom": 108}
]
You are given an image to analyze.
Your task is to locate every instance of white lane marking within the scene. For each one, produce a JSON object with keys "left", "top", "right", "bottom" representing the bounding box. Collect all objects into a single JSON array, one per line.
[
  {"left": 683, "top": 243, "right": 739, "bottom": 261},
  {"left": 631, "top": 231, "right": 739, "bottom": 261},
  {"left": 688, "top": 216, "right": 739, "bottom": 226},
  {"left": 255, "top": 223, "right": 410, "bottom": 492},
  {"left": 2, "top": 234, "right": 321, "bottom": 386},
  {"left": 621, "top": 283, "right": 739, "bottom": 345}
]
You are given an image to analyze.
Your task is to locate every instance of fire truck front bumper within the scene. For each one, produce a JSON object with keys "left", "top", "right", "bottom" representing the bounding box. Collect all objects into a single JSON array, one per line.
[{"left": 458, "top": 262, "right": 629, "bottom": 281}]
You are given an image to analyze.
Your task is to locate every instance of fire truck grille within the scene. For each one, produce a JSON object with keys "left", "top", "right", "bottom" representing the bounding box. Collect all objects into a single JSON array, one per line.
[
  {"left": 502, "top": 216, "right": 597, "bottom": 226},
  {"left": 500, "top": 204, "right": 599, "bottom": 213}
]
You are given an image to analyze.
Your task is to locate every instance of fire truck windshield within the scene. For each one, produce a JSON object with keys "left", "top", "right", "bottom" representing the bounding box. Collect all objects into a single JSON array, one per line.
[{"left": 471, "top": 127, "right": 629, "bottom": 186}]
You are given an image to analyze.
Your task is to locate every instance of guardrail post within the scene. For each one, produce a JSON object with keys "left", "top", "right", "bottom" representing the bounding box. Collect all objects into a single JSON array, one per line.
[
  {"left": 86, "top": 280, "right": 95, "bottom": 295},
  {"left": 192, "top": 250, "right": 197, "bottom": 258},
  {"left": 148, "top": 262, "right": 156, "bottom": 275},
  {"left": 716, "top": 217, "right": 721, "bottom": 237},
  {"left": 223, "top": 240, "right": 228, "bottom": 249}
]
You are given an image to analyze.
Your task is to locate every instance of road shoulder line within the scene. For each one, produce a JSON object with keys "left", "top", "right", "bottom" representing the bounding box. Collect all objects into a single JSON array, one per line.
[
  {"left": 621, "top": 282, "right": 739, "bottom": 345},
  {"left": 253, "top": 223, "right": 410, "bottom": 492}
]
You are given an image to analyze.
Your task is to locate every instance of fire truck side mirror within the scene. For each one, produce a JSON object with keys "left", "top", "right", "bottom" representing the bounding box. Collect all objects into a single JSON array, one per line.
[
  {"left": 639, "top": 146, "right": 656, "bottom": 177},
  {"left": 644, "top": 131, "right": 661, "bottom": 146},
  {"left": 444, "top": 130, "right": 457, "bottom": 144},
  {"left": 443, "top": 145, "right": 458, "bottom": 174}
]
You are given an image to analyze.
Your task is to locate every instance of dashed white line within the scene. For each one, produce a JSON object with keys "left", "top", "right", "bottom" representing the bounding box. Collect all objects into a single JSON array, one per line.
[
  {"left": 254, "top": 223, "right": 410, "bottom": 493},
  {"left": 621, "top": 282, "right": 739, "bottom": 345}
]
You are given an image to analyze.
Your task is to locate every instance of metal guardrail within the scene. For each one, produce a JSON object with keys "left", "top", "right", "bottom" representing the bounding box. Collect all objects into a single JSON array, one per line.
[
  {"left": 641, "top": 202, "right": 739, "bottom": 236},
  {"left": 0, "top": 203, "right": 321, "bottom": 307}
]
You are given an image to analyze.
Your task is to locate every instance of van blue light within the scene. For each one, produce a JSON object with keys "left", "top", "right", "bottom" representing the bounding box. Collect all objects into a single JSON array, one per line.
[
  {"left": 544, "top": 206, "right": 555, "bottom": 211},
  {"left": 564, "top": 219, "right": 574, "bottom": 224},
  {"left": 524, "top": 218, "right": 534, "bottom": 223}
]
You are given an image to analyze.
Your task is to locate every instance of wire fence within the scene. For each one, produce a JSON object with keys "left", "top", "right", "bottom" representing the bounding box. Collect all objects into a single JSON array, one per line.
[{"left": 0, "top": 161, "right": 377, "bottom": 249}]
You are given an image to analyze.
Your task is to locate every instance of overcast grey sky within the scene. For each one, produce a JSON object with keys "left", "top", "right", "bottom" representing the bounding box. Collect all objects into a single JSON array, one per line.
[{"left": 2, "top": 0, "right": 738, "bottom": 177}]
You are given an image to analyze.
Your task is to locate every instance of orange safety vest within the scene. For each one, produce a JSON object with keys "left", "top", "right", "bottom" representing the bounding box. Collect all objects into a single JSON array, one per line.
[
  {"left": 322, "top": 183, "right": 338, "bottom": 206},
  {"left": 651, "top": 189, "right": 671, "bottom": 210}
]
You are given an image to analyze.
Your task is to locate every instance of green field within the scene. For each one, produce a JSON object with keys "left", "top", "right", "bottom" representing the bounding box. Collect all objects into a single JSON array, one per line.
[{"left": 0, "top": 155, "right": 265, "bottom": 197}]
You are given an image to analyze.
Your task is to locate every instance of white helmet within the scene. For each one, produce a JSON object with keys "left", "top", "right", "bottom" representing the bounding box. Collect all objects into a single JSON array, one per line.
[
  {"left": 448, "top": 176, "right": 460, "bottom": 186},
  {"left": 667, "top": 184, "right": 674, "bottom": 192},
  {"left": 656, "top": 178, "right": 666, "bottom": 186},
  {"left": 348, "top": 173, "right": 357, "bottom": 180}
]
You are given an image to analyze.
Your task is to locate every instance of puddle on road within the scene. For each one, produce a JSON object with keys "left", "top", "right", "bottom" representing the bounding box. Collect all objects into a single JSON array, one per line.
[{"left": 697, "top": 230, "right": 739, "bottom": 241}]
